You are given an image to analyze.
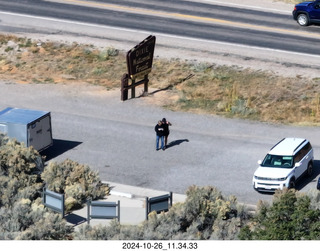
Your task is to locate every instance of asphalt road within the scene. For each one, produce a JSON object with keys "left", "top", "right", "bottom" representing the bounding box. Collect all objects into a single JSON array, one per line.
[
  {"left": 1, "top": 0, "right": 320, "bottom": 56},
  {"left": 1, "top": 0, "right": 320, "bottom": 79},
  {"left": 0, "top": 82, "right": 320, "bottom": 206}
]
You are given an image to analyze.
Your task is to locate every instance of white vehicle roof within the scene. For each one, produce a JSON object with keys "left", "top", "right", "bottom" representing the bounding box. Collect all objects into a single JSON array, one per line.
[{"left": 269, "top": 138, "right": 307, "bottom": 156}]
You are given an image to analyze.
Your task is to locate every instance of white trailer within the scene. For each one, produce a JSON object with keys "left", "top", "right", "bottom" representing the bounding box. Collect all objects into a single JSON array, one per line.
[{"left": 0, "top": 107, "right": 53, "bottom": 152}]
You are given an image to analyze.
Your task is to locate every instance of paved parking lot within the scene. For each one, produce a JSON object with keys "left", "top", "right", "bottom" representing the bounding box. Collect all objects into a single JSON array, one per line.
[{"left": 1, "top": 82, "right": 320, "bottom": 207}]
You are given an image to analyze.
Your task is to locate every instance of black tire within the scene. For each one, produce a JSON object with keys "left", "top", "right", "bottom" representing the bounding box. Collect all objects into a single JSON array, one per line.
[
  {"left": 307, "top": 162, "right": 313, "bottom": 177},
  {"left": 289, "top": 178, "right": 296, "bottom": 189},
  {"left": 297, "top": 13, "right": 309, "bottom": 26}
]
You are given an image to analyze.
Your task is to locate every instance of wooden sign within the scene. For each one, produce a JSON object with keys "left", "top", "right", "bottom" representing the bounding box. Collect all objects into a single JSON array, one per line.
[{"left": 127, "top": 35, "right": 156, "bottom": 80}]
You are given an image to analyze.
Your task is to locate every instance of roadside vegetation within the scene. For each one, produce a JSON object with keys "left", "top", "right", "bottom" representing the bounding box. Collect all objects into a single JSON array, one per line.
[
  {"left": 1, "top": 34, "right": 320, "bottom": 125},
  {"left": 281, "top": 0, "right": 302, "bottom": 4}
]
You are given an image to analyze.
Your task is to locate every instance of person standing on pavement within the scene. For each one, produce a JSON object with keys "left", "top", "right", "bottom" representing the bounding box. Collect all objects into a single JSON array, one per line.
[
  {"left": 162, "top": 118, "right": 172, "bottom": 148},
  {"left": 155, "top": 120, "right": 165, "bottom": 151}
]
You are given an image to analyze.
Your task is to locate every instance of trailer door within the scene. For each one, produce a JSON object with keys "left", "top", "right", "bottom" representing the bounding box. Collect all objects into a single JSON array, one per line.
[{"left": 28, "top": 114, "right": 53, "bottom": 151}]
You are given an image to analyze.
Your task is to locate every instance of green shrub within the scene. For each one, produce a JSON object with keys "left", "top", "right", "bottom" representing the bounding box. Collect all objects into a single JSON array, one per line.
[
  {"left": 16, "top": 211, "right": 73, "bottom": 240},
  {"left": 0, "top": 133, "right": 8, "bottom": 146},
  {"left": 0, "top": 136, "right": 44, "bottom": 177},
  {"left": 0, "top": 134, "right": 44, "bottom": 208},
  {"left": 41, "top": 159, "right": 109, "bottom": 211},
  {"left": 0, "top": 197, "right": 73, "bottom": 240},
  {"left": 239, "top": 189, "right": 320, "bottom": 240},
  {"left": 75, "top": 220, "right": 139, "bottom": 240}
]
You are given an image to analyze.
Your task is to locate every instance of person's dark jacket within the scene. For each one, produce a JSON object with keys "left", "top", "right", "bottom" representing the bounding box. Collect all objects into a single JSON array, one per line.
[
  {"left": 155, "top": 123, "right": 165, "bottom": 137},
  {"left": 163, "top": 123, "right": 170, "bottom": 136},
  {"left": 162, "top": 118, "right": 171, "bottom": 136}
]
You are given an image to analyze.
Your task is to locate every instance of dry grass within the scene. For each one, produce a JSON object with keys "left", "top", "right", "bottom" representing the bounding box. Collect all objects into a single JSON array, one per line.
[
  {"left": 0, "top": 34, "right": 320, "bottom": 125},
  {"left": 0, "top": 36, "right": 126, "bottom": 87},
  {"left": 276, "top": 0, "right": 302, "bottom": 4},
  {"left": 172, "top": 65, "right": 320, "bottom": 125}
]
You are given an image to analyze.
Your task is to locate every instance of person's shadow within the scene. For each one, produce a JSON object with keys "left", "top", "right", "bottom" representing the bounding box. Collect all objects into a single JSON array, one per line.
[{"left": 166, "top": 139, "right": 189, "bottom": 149}]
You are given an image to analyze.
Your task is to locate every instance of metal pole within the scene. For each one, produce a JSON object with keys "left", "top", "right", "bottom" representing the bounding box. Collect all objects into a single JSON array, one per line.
[
  {"left": 42, "top": 187, "right": 46, "bottom": 205},
  {"left": 87, "top": 200, "right": 91, "bottom": 224},
  {"left": 118, "top": 200, "right": 120, "bottom": 222},
  {"left": 61, "top": 194, "right": 65, "bottom": 218},
  {"left": 146, "top": 197, "right": 149, "bottom": 220}
]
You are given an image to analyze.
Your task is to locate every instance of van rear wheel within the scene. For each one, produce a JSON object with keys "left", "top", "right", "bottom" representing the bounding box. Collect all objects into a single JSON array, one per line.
[{"left": 307, "top": 162, "right": 313, "bottom": 177}]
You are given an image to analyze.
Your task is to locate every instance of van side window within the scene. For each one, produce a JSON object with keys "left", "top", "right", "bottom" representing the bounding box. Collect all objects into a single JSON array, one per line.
[
  {"left": 294, "top": 151, "right": 302, "bottom": 163},
  {"left": 301, "top": 142, "right": 311, "bottom": 157},
  {"left": 304, "top": 142, "right": 311, "bottom": 153},
  {"left": 294, "top": 142, "right": 311, "bottom": 163}
]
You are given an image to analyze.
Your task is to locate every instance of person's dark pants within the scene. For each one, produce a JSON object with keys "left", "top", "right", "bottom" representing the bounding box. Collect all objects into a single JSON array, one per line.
[{"left": 164, "top": 135, "right": 169, "bottom": 146}]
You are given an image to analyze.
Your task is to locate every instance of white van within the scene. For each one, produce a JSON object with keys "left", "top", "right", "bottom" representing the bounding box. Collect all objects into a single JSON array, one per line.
[{"left": 253, "top": 138, "right": 313, "bottom": 192}]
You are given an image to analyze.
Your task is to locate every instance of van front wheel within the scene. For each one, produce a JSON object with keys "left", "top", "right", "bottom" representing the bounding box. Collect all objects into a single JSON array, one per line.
[{"left": 289, "top": 179, "right": 296, "bottom": 189}]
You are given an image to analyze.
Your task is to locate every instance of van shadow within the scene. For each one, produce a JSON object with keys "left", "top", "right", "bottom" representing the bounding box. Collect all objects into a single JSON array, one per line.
[
  {"left": 296, "top": 159, "right": 320, "bottom": 190},
  {"left": 166, "top": 139, "right": 189, "bottom": 149},
  {"left": 41, "top": 139, "right": 82, "bottom": 162}
]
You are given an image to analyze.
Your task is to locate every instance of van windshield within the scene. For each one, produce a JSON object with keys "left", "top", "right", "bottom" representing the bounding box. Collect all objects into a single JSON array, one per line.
[{"left": 261, "top": 154, "right": 293, "bottom": 168}]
